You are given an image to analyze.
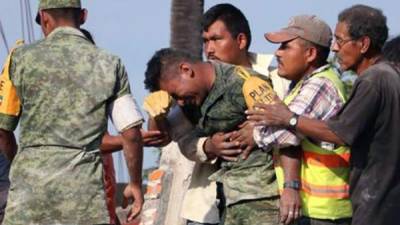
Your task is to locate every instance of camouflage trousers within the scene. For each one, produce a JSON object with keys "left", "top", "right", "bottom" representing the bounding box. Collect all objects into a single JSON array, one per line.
[
  {"left": 3, "top": 146, "right": 110, "bottom": 225},
  {"left": 222, "top": 197, "right": 280, "bottom": 225}
]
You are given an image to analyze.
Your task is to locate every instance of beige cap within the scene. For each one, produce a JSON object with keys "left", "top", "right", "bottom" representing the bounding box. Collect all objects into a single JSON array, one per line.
[
  {"left": 264, "top": 15, "right": 332, "bottom": 47},
  {"left": 35, "top": 0, "right": 82, "bottom": 24}
]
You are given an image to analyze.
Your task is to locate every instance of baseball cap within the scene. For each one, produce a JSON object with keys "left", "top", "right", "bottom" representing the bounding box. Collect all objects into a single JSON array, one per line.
[
  {"left": 264, "top": 15, "right": 332, "bottom": 48},
  {"left": 35, "top": 0, "right": 82, "bottom": 25}
]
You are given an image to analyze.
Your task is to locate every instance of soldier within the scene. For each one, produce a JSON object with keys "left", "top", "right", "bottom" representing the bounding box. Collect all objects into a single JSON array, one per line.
[
  {"left": 144, "top": 48, "right": 279, "bottom": 225},
  {"left": 0, "top": 0, "right": 144, "bottom": 224}
]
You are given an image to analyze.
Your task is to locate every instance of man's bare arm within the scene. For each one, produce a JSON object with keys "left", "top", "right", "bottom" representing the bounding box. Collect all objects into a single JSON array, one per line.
[
  {"left": 279, "top": 145, "right": 302, "bottom": 225},
  {"left": 121, "top": 126, "right": 144, "bottom": 221},
  {"left": 0, "top": 129, "right": 17, "bottom": 162},
  {"left": 100, "top": 131, "right": 123, "bottom": 154},
  {"left": 296, "top": 117, "right": 344, "bottom": 145}
]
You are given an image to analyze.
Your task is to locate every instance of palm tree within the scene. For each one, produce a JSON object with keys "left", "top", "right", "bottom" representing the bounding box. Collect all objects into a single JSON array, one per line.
[
  {"left": 150, "top": 1, "right": 204, "bottom": 225},
  {"left": 170, "top": 0, "right": 204, "bottom": 59}
]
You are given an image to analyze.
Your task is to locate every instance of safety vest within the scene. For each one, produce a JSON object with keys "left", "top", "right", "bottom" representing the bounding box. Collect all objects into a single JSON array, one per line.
[
  {"left": 0, "top": 40, "right": 24, "bottom": 116},
  {"left": 275, "top": 66, "right": 352, "bottom": 220}
]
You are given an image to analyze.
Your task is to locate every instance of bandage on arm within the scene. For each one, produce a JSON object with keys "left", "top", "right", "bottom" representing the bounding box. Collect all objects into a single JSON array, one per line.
[{"left": 109, "top": 94, "right": 144, "bottom": 132}]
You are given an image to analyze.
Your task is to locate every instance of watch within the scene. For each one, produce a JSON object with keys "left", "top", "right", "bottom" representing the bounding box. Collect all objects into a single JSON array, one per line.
[
  {"left": 283, "top": 180, "right": 301, "bottom": 190},
  {"left": 288, "top": 113, "right": 299, "bottom": 129}
]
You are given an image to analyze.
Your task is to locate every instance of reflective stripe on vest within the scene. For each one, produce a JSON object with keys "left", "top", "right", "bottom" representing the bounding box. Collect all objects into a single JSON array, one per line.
[{"left": 275, "top": 66, "right": 352, "bottom": 220}]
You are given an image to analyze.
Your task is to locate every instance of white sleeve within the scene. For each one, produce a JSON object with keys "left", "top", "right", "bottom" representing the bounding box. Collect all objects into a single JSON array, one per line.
[{"left": 109, "top": 94, "right": 144, "bottom": 132}]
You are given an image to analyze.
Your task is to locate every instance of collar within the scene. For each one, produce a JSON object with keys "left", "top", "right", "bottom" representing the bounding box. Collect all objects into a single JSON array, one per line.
[
  {"left": 302, "top": 64, "right": 331, "bottom": 81},
  {"left": 47, "top": 26, "right": 86, "bottom": 39}
]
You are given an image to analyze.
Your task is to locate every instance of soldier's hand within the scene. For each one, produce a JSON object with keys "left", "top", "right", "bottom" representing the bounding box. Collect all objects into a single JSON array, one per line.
[
  {"left": 246, "top": 96, "right": 292, "bottom": 127},
  {"left": 143, "top": 90, "right": 173, "bottom": 118},
  {"left": 204, "top": 132, "right": 242, "bottom": 161},
  {"left": 141, "top": 129, "right": 171, "bottom": 147},
  {"left": 122, "top": 183, "right": 144, "bottom": 222},
  {"left": 230, "top": 121, "right": 256, "bottom": 160},
  {"left": 279, "top": 188, "right": 301, "bottom": 225}
]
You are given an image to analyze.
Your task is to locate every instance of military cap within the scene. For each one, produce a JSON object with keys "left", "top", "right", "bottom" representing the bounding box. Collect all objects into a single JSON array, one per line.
[{"left": 35, "top": 0, "right": 82, "bottom": 24}]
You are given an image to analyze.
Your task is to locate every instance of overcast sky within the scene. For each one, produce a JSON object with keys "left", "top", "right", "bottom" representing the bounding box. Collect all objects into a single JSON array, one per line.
[{"left": 1, "top": 0, "right": 399, "bottom": 182}]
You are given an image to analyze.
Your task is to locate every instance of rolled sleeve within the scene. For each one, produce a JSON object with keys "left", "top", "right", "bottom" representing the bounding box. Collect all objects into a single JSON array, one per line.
[
  {"left": 254, "top": 76, "right": 343, "bottom": 150},
  {"left": 109, "top": 94, "right": 144, "bottom": 132}
]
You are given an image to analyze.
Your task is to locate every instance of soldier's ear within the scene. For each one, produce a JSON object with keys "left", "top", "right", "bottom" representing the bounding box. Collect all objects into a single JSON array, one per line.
[
  {"left": 80, "top": 8, "right": 88, "bottom": 25},
  {"left": 179, "top": 62, "right": 194, "bottom": 79},
  {"left": 237, "top": 33, "right": 248, "bottom": 50}
]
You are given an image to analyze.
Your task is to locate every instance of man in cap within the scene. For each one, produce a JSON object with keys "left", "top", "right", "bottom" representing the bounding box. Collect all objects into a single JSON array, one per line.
[
  {"left": 247, "top": 5, "right": 399, "bottom": 225},
  {"left": 0, "top": 0, "right": 144, "bottom": 224},
  {"left": 243, "top": 15, "right": 352, "bottom": 225}
]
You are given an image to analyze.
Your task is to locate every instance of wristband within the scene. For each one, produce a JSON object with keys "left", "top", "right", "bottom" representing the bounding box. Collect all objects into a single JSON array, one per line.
[{"left": 283, "top": 180, "right": 301, "bottom": 190}]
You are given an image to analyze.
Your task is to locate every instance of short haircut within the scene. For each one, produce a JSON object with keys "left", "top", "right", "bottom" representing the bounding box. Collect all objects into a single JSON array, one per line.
[
  {"left": 383, "top": 36, "right": 400, "bottom": 65},
  {"left": 338, "top": 4, "right": 388, "bottom": 51},
  {"left": 44, "top": 8, "right": 81, "bottom": 24},
  {"left": 299, "top": 39, "right": 330, "bottom": 66},
  {"left": 144, "top": 48, "right": 199, "bottom": 92},
  {"left": 202, "top": 3, "right": 251, "bottom": 49}
]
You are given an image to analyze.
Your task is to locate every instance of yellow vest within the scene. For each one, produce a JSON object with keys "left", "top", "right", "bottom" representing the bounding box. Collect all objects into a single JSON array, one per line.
[
  {"left": 0, "top": 40, "right": 24, "bottom": 116},
  {"left": 275, "top": 67, "right": 352, "bottom": 219}
]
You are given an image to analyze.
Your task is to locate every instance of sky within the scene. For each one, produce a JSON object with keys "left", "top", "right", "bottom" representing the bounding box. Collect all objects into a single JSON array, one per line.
[{"left": 0, "top": 0, "right": 399, "bottom": 182}]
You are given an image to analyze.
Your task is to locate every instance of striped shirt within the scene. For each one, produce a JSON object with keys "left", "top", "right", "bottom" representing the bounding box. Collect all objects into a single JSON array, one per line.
[{"left": 254, "top": 65, "right": 344, "bottom": 150}]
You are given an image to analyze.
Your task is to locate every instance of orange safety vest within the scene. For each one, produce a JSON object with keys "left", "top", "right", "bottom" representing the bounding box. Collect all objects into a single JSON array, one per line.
[{"left": 275, "top": 66, "right": 352, "bottom": 219}]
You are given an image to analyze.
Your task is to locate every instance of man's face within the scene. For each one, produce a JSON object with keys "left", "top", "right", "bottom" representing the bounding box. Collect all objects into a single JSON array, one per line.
[
  {"left": 331, "top": 21, "right": 362, "bottom": 72},
  {"left": 275, "top": 38, "right": 309, "bottom": 81},
  {"left": 159, "top": 70, "right": 207, "bottom": 107},
  {"left": 202, "top": 20, "right": 243, "bottom": 64}
]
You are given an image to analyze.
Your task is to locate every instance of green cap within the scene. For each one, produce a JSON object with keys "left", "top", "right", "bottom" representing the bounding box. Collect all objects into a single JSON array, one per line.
[{"left": 36, "top": 0, "right": 82, "bottom": 24}]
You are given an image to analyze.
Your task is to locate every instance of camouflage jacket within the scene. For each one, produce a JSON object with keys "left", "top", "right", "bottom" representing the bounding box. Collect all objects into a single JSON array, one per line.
[
  {"left": 0, "top": 27, "right": 133, "bottom": 224},
  {"left": 195, "top": 62, "right": 278, "bottom": 206}
]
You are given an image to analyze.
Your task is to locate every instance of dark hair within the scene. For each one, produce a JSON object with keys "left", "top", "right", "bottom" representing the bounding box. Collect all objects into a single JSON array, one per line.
[
  {"left": 299, "top": 39, "right": 330, "bottom": 66},
  {"left": 338, "top": 4, "right": 388, "bottom": 51},
  {"left": 202, "top": 3, "right": 251, "bottom": 49},
  {"left": 144, "top": 48, "right": 199, "bottom": 92},
  {"left": 44, "top": 8, "right": 82, "bottom": 24},
  {"left": 383, "top": 35, "right": 400, "bottom": 65}
]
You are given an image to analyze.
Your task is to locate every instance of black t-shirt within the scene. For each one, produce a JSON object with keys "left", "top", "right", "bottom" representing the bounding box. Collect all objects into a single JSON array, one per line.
[{"left": 328, "top": 62, "right": 400, "bottom": 225}]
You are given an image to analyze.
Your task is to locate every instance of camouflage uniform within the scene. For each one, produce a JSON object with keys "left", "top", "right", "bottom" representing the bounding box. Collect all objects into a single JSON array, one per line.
[
  {"left": 0, "top": 26, "right": 137, "bottom": 224},
  {"left": 194, "top": 62, "right": 279, "bottom": 225}
]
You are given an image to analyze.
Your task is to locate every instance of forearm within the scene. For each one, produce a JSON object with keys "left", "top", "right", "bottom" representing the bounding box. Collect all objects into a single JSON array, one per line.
[
  {"left": 0, "top": 129, "right": 17, "bottom": 162},
  {"left": 297, "top": 116, "right": 345, "bottom": 145},
  {"left": 177, "top": 130, "right": 209, "bottom": 163},
  {"left": 122, "top": 127, "right": 143, "bottom": 185},
  {"left": 147, "top": 117, "right": 171, "bottom": 144},
  {"left": 148, "top": 117, "right": 168, "bottom": 132},
  {"left": 100, "top": 131, "right": 123, "bottom": 153},
  {"left": 280, "top": 145, "right": 301, "bottom": 182}
]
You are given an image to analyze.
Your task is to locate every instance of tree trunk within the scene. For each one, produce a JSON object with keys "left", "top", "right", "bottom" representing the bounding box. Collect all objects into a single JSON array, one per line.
[
  {"left": 170, "top": 0, "right": 204, "bottom": 59},
  {"left": 153, "top": 1, "right": 204, "bottom": 225}
]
